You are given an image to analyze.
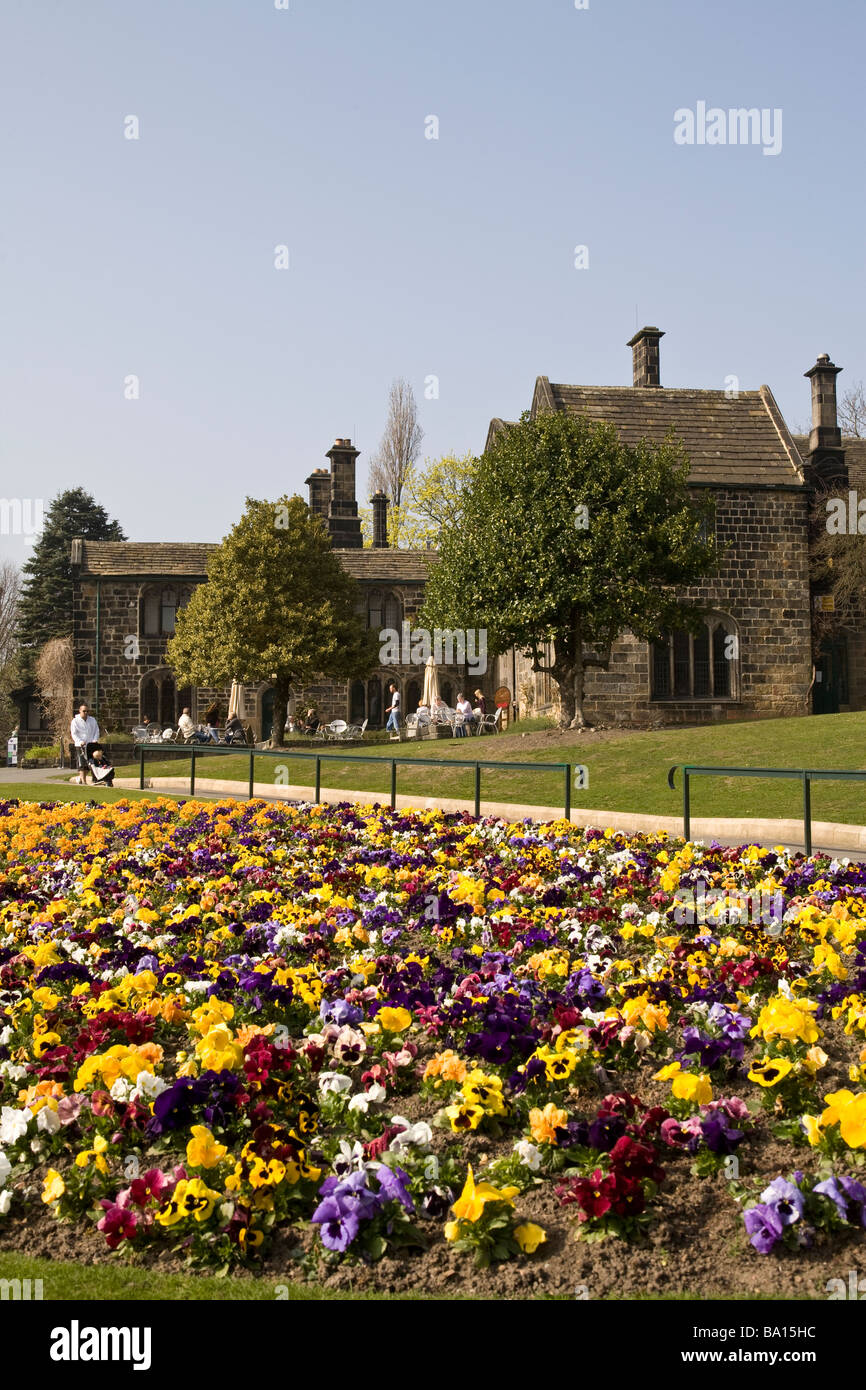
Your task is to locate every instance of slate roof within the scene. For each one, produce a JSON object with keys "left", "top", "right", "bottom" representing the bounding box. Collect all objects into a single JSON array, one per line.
[
  {"left": 74, "top": 540, "right": 437, "bottom": 580},
  {"left": 527, "top": 379, "right": 806, "bottom": 487},
  {"left": 75, "top": 542, "right": 214, "bottom": 577}
]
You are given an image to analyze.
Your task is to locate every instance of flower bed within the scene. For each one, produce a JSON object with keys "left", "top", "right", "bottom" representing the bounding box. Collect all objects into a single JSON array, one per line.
[{"left": 0, "top": 796, "right": 864, "bottom": 1298}]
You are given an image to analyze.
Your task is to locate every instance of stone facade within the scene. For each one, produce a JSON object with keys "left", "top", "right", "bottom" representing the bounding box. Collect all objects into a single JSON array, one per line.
[
  {"left": 489, "top": 335, "right": 862, "bottom": 727},
  {"left": 70, "top": 445, "right": 470, "bottom": 740},
  {"left": 67, "top": 339, "right": 865, "bottom": 739}
]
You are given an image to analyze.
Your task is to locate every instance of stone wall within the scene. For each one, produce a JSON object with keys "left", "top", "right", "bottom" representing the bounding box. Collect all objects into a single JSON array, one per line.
[{"left": 494, "top": 486, "right": 815, "bottom": 728}]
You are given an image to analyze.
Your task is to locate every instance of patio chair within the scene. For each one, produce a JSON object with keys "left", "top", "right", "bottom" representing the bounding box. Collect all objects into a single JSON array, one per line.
[
  {"left": 479, "top": 707, "right": 503, "bottom": 735},
  {"left": 319, "top": 720, "right": 347, "bottom": 741},
  {"left": 451, "top": 712, "right": 470, "bottom": 739},
  {"left": 131, "top": 726, "right": 149, "bottom": 744},
  {"left": 340, "top": 718, "right": 368, "bottom": 741}
]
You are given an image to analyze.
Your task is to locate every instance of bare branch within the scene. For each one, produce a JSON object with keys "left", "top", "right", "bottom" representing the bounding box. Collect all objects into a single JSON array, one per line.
[{"left": 368, "top": 379, "right": 424, "bottom": 514}]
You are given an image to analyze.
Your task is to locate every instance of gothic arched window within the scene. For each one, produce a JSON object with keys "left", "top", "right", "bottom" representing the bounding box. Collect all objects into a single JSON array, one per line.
[{"left": 651, "top": 615, "right": 738, "bottom": 700}]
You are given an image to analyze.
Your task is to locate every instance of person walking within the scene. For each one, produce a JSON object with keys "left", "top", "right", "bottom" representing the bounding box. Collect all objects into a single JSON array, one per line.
[
  {"left": 70, "top": 703, "right": 100, "bottom": 785},
  {"left": 385, "top": 683, "right": 401, "bottom": 735}
]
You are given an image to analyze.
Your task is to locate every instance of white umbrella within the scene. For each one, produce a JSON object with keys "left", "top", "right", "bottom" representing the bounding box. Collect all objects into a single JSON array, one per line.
[
  {"left": 228, "top": 680, "right": 247, "bottom": 721},
  {"left": 421, "top": 655, "right": 439, "bottom": 708}
]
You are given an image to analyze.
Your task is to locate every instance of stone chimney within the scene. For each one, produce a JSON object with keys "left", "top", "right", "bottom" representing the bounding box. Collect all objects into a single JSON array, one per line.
[
  {"left": 805, "top": 354, "right": 843, "bottom": 453},
  {"left": 371, "top": 491, "right": 389, "bottom": 548},
  {"left": 325, "top": 438, "right": 363, "bottom": 549},
  {"left": 627, "top": 326, "right": 664, "bottom": 388},
  {"left": 804, "top": 354, "right": 847, "bottom": 489},
  {"left": 305, "top": 468, "right": 330, "bottom": 521}
]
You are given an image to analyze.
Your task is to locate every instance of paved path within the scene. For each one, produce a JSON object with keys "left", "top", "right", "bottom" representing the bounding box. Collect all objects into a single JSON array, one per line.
[{"left": 105, "top": 774, "right": 866, "bottom": 859}]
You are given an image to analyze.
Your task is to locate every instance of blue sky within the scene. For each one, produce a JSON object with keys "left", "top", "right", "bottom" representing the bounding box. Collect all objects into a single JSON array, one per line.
[{"left": 2, "top": 0, "right": 863, "bottom": 560}]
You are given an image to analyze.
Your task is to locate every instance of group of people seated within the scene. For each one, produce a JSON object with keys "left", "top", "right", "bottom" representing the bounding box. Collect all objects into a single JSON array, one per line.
[
  {"left": 411, "top": 690, "right": 488, "bottom": 736},
  {"left": 286, "top": 707, "right": 320, "bottom": 736},
  {"left": 174, "top": 705, "right": 248, "bottom": 745}
]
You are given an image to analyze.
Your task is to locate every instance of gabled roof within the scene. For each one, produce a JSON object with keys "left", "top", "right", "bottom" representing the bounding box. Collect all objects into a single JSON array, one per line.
[{"left": 500, "top": 378, "right": 808, "bottom": 487}]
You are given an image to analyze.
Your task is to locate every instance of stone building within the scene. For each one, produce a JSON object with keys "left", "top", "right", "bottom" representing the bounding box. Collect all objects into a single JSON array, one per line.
[
  {"left": 66, "top": 438, "right": 468, "bottom": 741},
  {"left": 487, "top": 329, "right": 865, "bottom": 726},
  {"left": 55, "top": 330, "right": 865, "bottom": 748}
]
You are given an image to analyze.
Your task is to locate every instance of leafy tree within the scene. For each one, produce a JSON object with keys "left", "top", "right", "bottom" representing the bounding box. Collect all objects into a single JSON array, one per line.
[
  {"left": 167, "top": 495, "right": 378, "bottom": 745},
  {"left": 16, "top": 489, "right": 126, "bottom": 668},
  {"left": 420, "top": 411, "right": 718, "bottom": 728},
  {"left": 360, "top": 452, "right": 474, "bottom": 549}
]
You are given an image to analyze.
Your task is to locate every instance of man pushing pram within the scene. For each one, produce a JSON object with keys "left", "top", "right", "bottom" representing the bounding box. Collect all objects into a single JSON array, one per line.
[{"left": 70, "top": 704, "right": 114, "bottom": 787}]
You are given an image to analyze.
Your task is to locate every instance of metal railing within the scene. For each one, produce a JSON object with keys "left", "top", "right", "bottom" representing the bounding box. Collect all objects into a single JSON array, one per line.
[
  {"left": 668, "top": 764, "right": 866, "bottom": 856},
  {"left": 138, "top": 743, "right": 574, "bottom": 819}
]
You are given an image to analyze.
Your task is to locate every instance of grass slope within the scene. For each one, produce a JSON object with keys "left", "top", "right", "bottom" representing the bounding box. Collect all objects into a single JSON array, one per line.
[{"left": 107, "top": 711, "right": 866, "bottom": 825}]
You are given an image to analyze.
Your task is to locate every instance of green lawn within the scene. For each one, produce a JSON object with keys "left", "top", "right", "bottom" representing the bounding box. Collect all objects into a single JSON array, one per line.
[
  {"left": 0, "top": 1252, "right": 441, "bottom": 1301},
  {"left": 106, "top": 710, "right": 866, "bottom": 825},
  {"left": 0, "top": 1252, "right": 813, "bottom": 1301}
]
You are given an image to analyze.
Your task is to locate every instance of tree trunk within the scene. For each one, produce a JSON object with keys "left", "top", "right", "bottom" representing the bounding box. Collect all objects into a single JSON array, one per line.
[
  {"left": 271, "top": 676, "right": 291, "bottom": 747},
  {"left": 551, "top": 612, "right": 590, "bottom": 730}
]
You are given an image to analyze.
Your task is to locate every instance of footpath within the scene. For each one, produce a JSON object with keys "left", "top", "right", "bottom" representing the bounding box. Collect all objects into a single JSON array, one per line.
[{"left": 103, "top": 772, "right": 866, "bottom": 858}]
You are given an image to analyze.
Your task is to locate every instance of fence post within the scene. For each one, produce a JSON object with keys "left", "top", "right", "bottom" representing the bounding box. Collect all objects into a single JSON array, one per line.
[
  {"left": 683, "top": 767, "right": 690, "bottom": 842},
  {"left": 803, "top": 771, "right": 812, "bottom": 858},
  {"left": 139, "top": 746, "right": 144, "bottom": 790},
  {"left": 391, "top": 760, "right": 397, "bottom": 810},
  {"left": 248, "top": 749, "right": 255, "bottom": 801},
  {"left": 474, "top": 763, "right": 481, "bottom": 818},
  {"left": 190, "top": 748, "right": 196, "bottom": 797},
  {"left": 564, "top": 764, "right": 571, "bottom": 821},
  {"left": 315, "top": 756, "right": 321, "bottom": 804}
]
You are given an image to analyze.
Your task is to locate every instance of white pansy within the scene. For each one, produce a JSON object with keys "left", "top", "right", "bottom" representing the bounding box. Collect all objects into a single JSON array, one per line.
[
  {"left": 110, "top": 1078, "right": 132, "bottom": 1102},
  {"left": 36, "top": 1106, "right": 61, "bottom": 1135},
  {"left": 317, "top": 1071, "right": 353, "bottom": 1095},
  {"left": 515, "top": 1139, "right": 542, "bottom": 1171},
  {"left": 0, "top": 1190, "right": 11, "bottom": 1215},
  {"left": 183, "top": 980, "right": 211, "bottom": 994},
  {"left": 0, "top": 1063, "right": 28, "bottom": 1083},
  {"left": 132, "top": 1071, "right": 167, "bottom": 1101},
  {"left": 0, "top": 1152, "right": 11, "bottom": 1187},
  {"left": 0, "top": 1107, "right": 32, "bottom": 1146},
  {"left": 390, "top": 1121, "right": 433, "bottom": 1151}
]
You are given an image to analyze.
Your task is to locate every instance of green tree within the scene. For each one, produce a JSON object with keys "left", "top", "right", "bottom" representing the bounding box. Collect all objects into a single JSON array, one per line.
[
  {"left": 404, "top": 451, "right": 475, "bottom": 545},
  {"left": 420, "top": 411, "right": 719, "bottom": 728},
  {"left": 167, "top": 495, "right": 378, "bottom": 745},
  {"left": 360, "top": 452, "right": 474, "bottom": 549},
  {"left": 16, "top": 489, "right": 126, "bottom": 669}
]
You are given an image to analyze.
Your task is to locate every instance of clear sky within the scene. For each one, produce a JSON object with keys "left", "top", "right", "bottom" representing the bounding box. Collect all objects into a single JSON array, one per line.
[{"left": 1, "top": 0, "right": 863, "bottom": 561}]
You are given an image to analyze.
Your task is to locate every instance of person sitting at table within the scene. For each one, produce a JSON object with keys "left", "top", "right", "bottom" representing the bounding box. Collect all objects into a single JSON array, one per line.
[
  {"left": 223, "top": 714, "right": 246, "bottom": 744},
  {"left": 303, "top": 707, "right": 319, "bottom": 735},
  {"left": 455, "top": 693, "right": 473, "bottom": 736},
  {"left": 178, "top": 707, "right": 196, "bottom": 740}
]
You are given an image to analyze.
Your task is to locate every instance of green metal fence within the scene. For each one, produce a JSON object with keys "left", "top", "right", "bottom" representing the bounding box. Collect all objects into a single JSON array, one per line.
[
  {"left": 138, "top": 743, "right": 574, "bottom": 819},
  {"left": 668, "top": 764, "right": 866, "bottom": 856}
]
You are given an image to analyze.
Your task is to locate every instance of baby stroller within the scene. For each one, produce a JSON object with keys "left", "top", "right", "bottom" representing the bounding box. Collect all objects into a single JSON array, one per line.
[{"left": 88, "top": 744, "right": 115, "bottom": 788}]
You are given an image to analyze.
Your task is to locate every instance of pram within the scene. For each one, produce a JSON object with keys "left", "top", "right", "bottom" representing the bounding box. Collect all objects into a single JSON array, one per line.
[{"left": 87, "top": 745, "right": 115, "bottom": 787}]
